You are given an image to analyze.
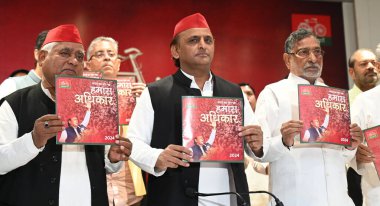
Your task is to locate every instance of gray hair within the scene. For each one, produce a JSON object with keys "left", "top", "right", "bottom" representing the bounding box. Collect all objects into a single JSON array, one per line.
[
  {"left": 284, "top": 29, "right": 319, "bottom": 53},
  {"left": 87, "top": 36, "right": 119, "bottom": 60},
  {"left": 40, "top": 42, "right": 59, "bottom": 53}
]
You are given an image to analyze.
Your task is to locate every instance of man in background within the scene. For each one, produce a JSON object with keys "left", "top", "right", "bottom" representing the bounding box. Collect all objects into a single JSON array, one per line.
[
  {"left": 239, "top": 82, "right": 270, "bottom": 206},
  {"left": 348, "top": 48, "right": 380, "bottom": 206},
  {"left": 239, "top": 83, "right": 257, "bottom": 111},
  {"left": 0, "top": 30, "right": 48, "bottom": 99},
  {"left": 86, "top": 36, "right": 146, "bottom": 206}
]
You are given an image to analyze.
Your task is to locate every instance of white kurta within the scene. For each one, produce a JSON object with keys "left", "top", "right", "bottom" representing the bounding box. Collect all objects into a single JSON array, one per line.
[
  {"left": 0, "top": 84, "right": 121, "bottom": 206},
  {"left": 351, "top": 85, "right": 380, "bottom": 206},
  {"left": 255, "top": 73, "right": 356, "bottom": 206},
  {"left": 128, "top": 70, "right": 257, "bottom": 206}
]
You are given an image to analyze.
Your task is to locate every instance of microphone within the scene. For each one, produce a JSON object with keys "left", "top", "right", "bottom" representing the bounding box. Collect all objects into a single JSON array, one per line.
[
  {"left": 240, "top": 190, "right": 284, "bottom": 206},
  {"left": 185, "top": 188, "right": 248, "bottom": 206}
]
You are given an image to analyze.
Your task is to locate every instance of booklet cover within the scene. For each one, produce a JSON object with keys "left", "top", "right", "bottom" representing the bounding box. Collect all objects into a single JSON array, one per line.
[
  {"left": 82, "top": 71, "right": 103, "bottom": 79},
  {"left": 363, "top": 125, "right": 380, "bottom": 179},
  {"left": 55, "top": 76, "right": 119, "bottom": 145},
  {"left": 298, "top": 85, "right": 351, "bottom": 146},
  {"left": 182, "top": 96, "right": 243, "bottom": 162},
  {"left": 117, "top": 76, "right": 136, "bottom": 125}
]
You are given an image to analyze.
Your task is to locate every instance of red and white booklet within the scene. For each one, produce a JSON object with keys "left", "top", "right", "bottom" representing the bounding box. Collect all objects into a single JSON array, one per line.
[
  {"left": 55, "top": 76, "right": 119, "bottom": 145},
  {"left": 182, "top": 96, "right": 243, "bottom": 162},
  {"left": 298, "top": 85, "right": 351, "bottom": 146},
  {"left": 363, "top": 125, "right": 380, "bottom": 179},
  {"left": 82, "top": 71, "right": 103, "bottom": 79},
  {"left": 117, "top": 76, "right": 136, "bottom": 125}
]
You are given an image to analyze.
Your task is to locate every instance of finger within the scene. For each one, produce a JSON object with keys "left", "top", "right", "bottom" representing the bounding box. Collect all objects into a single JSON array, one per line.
[
  {"left": 359, "top": 144, "right": 372, "bottom": 153},
  {"left": 166, "top": 154, "right": 190, "bottom": 167},
  {"left": 38, "top": 114, "right": 62, "bottom": 121},
  {"left": 44, "top": 120, "right": 65, "bottom": 128},
  {"left": 358, "top": 147, "right": 373, "bottom": 157},
  {"left": 167, "top": 144, "right": 192, "bottom": 156}
]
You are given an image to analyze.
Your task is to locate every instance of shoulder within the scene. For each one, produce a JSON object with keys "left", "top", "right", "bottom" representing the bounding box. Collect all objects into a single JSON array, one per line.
[{"left": 148, "top": 75, "right": 174, "bottom": 91}]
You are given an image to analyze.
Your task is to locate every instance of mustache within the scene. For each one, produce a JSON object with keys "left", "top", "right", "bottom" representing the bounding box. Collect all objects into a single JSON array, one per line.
[
  {"left": 304, "top": 63, "right": 321, "bottom": 70},
  {"left": 196, "top": 51, "right": 209, "bottom": 56}
]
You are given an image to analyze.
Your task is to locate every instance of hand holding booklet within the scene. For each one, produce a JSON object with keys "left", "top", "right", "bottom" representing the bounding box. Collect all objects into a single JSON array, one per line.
[
  {"left": 363, "top": 125, "right": 380, "bottom": 179},
  {"left": 298, "top": 85, "right": 351, "bottom": 146},
  {"left": 55, "top": 76, "right": 119, "bottom": 145}
]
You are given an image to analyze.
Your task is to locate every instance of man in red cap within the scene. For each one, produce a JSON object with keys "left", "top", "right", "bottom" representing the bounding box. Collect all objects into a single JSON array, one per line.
[
  {"left": 0, "top": 24, "right": 132, "bottom": 206},
  {"left": 128, "top": 13, "right": 263, "bottom": 206}
]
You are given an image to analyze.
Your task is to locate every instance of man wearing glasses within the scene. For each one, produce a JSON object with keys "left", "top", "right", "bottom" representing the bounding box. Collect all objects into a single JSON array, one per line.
[
  {"left": 254, "top": 29, "right": 362, "bottom": 206},
  {"left": 86, "top": 36, "right": 146, "bottom": 206}
]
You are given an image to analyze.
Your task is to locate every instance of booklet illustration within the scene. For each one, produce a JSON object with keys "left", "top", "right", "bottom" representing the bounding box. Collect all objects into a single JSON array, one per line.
[
  {"left": 182, "top": 96, "right": 243, "bottom": 162},
  {"left": 117, "top": 76, "right": 136, "bottom": 125},
  {"left": 298, "top": 85, "right": 351, "bottom": 146},
  {"left": 55, "top": 76, "right": 119, "bottom": 145}
]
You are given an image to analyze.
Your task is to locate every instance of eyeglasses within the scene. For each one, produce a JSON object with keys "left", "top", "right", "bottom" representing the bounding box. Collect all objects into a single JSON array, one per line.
[
  {"left": 288, "top": 48, "right": 325, "bottom": 59},
  {"left": 89, "top": 51, "right": 117, "bottom": 61}
]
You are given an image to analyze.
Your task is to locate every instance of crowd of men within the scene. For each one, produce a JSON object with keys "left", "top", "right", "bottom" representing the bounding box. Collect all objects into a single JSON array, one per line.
[{"left": 0, "top": 12, "right": 379, "bottom": 206}]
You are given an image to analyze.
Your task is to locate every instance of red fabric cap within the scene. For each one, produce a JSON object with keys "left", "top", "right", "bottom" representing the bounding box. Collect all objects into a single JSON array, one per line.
[
  {"left": 42, "top": 24, "right": 83, "bottom": 47},
  {"left": 173, "top": 13, "right": 210, "bottom": 38}
]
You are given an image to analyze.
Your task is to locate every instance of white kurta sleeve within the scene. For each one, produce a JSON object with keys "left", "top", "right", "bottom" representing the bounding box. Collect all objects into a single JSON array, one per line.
[
  {"left": 0, "top": 78, "right": 17, "bottom": 100},
  {"left": 255, "top": 87, "right": 290, "bottom": 163},
  {"left": 128, "top": 88, "right": 165, "bottom": 176},
  {"left": 0, "top": 101, "right": 41, "bottom": 174}
]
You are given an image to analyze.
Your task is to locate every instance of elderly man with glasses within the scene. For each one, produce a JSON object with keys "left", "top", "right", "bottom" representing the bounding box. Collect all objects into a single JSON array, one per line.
[{"left": 254, "top": 28, "right": 362, "bottom": 206}]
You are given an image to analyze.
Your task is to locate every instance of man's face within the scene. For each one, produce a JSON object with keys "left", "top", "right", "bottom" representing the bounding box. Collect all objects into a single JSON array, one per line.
[
  {"left": 40, "top": 42, "right": 85, "bottom": 87},
  {"left": 171, "top": 28, "right": 215, "bottom": 71},
  {"left": 86, "top": 41, "right": 120, "bottom": 79},
  {"left": 240, "top": 85, "right": 257, "bottom": 111},
  {"left": 311, "top": 119, "right": 320, "bottom": 128},
  {"left": 195, "top": 135, "right": 204, "bottom": 145},
  {"left": 284, "top": 36, "right": 323, "bottom": 83},
  {"left": 69, "top": 117, "right": 78, "bottom": 127},
  {"left": 349, "top": 50, "right": 379, "bottom": 91}
]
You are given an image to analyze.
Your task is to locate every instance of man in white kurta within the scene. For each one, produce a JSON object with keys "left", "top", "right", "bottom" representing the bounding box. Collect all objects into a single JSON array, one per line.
[
  {"left": 351, "top": 85, "right": 380, "bottom": 206},
  {"left": 255, "top": 29, "right": 361, "bottom": 206}
]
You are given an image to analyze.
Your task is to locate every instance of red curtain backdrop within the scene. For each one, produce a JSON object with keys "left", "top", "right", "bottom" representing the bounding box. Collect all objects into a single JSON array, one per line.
[{"left": 0, "top": 0, "right": 348, "bottom": 94}]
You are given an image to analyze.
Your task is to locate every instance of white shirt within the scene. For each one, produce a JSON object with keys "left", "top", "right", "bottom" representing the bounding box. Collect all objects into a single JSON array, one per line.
[
  {"left": 128, "top": 70, "right": 257, "bottom": 206},
  {"left": 0, "top": 69, "right": 41, "bottom": 99},
  {"left": 351, "top": 85, "right": 380, "bottom": 206},
  {"left": 255, "top": 73, "right": 356, "bottom": 206},
  {"left": 0, "top": 83, "right": 121, "bottom": 206}
]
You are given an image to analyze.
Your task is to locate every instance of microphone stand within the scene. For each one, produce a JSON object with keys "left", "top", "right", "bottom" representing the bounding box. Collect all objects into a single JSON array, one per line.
[
  {"left": 186, "top": 188, "right": 247, "bottom": 206},
  {"left": 240, "top": 191, "right": 284, "bottom": 206}
]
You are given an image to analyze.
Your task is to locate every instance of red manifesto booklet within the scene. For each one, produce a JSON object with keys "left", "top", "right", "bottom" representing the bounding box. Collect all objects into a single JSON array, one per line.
[
  {"left": 117, "top": 76, "right": 136, "bottom": 125},
  {"left": 55, "top": 76, "right": 119, "bottom": 145},
  {"left": 182, "top": 96, "right": 243, "bottom": 162},
  {"left": 363, "top": 125, "right": 380, "bottom": 179},
  {"left": 82, "top": 71, "right": 103, "bottom": 79},
  {"left": 298, "top": 85, "right": 351, "bottom": 146}
]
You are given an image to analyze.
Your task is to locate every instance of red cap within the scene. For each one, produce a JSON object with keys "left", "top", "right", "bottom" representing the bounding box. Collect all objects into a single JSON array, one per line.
[
  {"left": 42, "top": 24, "right": 83, "bottom": 47},
  {"left": 173, "top": 13, "right": 210, "bottom": 38}
]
